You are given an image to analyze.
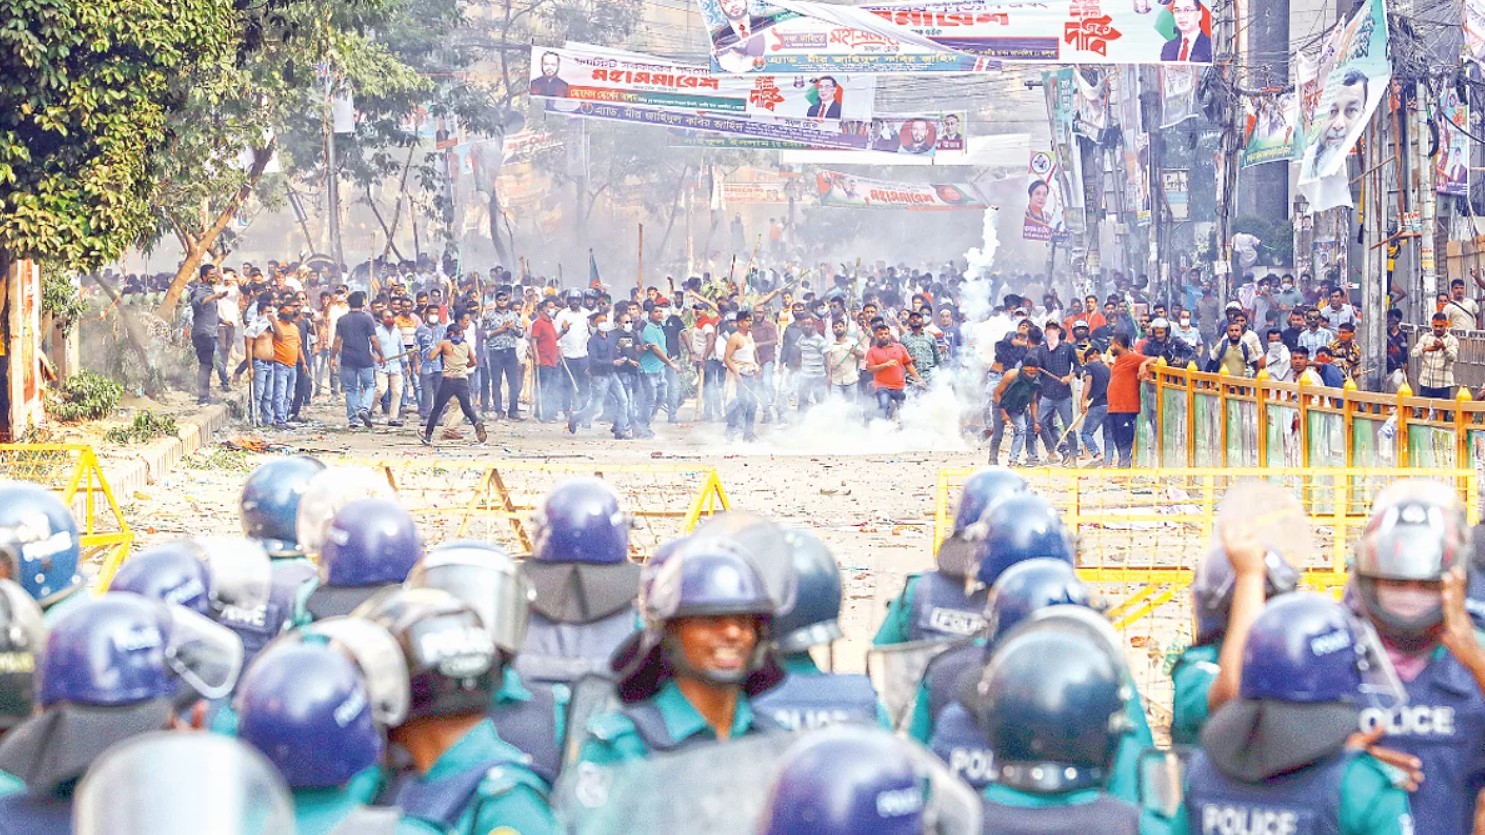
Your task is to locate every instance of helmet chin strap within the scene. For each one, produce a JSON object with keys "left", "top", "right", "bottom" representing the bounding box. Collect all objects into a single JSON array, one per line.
[{"left": 662, "top": 633, "right": 759, "bottom": 687}]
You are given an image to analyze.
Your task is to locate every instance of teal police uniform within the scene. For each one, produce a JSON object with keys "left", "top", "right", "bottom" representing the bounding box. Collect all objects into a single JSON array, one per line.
[
  {"left": 394, "top": 719, "right": 554, "bottom": 835},
  {"left": 578, "top": 679, "right": 771, "bottom": 766},
  {"left": 1169, "top": 642, "right": 1220, "bottom": 746}
]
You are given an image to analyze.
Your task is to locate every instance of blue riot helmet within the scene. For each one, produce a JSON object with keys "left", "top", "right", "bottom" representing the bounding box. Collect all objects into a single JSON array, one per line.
[
  {"left": 1242, "top": 592, "right": 1404, "bottom": 707},
  {"left": 353, "top": 587, "right": 500, "bottom": 723},
  {"left": 761, "top": 726, "right": 928, "bottom": 835},
  {"left": 693, "top": 511, "right": 798, "bottom": 616},
  {"left": 0, "top": 593, "right": 243, "bottom": 792},
  {"left": 969, "top": 620, "right": 1132, "bottom": 792},
  {"left": 110, "top": 537, "right": 274, "bottom": 620},
  {"left": 239, "top": 457, "right": 325, "bottom": 558},
  {"left": 293, "top": 617, "right": 411, "bottom": 728},
  {"left": 982, "top": 558, "right": 1090, "bottom": 647},
  {"left": 294, "top": 466, "right": 396, "bottom": 559},
  {"left": 530, "top": 477, "right": 629, "bottom": 565},
  {"left": 306, "top": 498, "right": 424, "bottom": 620},
  {"left": 612, "top": 536, "right": 784, "bottom": 703},
  {"left": 1352, "top": 481, "right": 1469, "bottom": 652},
  {"left": 772, "top": 528, "right": 843, "bottom": 655},
  {"left": 1191, "top": 541, "right": 1300, "bottom": 646},
  {"left": 74, "top": 732, "right": 296, "bottom": 835},
  {"left": 236, "top": 643, "right": 383, "bottom": 788},
  {"left": 971, "top": 493, "right": 1075, "bottom": 591},
  {"left": 528, "top": 479, "right": 640, "bottom": 626},
  {"left": 406, "top": 540, "right": 532, "bottom": 659},
  {"left": 937, "top": 468, "right": 1029, "bottom": 577},
  {"left": 0, "top": 480, "right": 82, "bottom": 605},
  {"left": 0, "top": 580, "right": 45, "bottom": 730},
  {"left": 638, "top": 536, "right": 687, "bottom": 613}
]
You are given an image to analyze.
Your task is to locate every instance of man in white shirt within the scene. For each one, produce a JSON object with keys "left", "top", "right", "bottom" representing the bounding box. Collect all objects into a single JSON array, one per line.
[
  {"left": 554, "top": 290, "right": 591, "bottom": 419},
  {"left": 214, "top": 270, "right": 241, "bottom": 392},
  {"left": 1322, "top": 286, "right": 1359, "bottom": 329},
  {"left": 1443, "top": 278, "right": 1479, "bottom": 331}
]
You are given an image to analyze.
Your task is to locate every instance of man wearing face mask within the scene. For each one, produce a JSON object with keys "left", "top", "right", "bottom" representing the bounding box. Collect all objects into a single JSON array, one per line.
[
  {"left": 1350, "top": 482, "right": 1485, "bottom": 835},
  {"left": 420, "top": 320, "right": 487, "bottom": 447},
  {"left": 572, "top": 311, "right": 631, "bottom": 439},
  {"left": 1172, "top": 309, "right": 1204, "bottom": 356},
  {"left": 1274, "top": 273, "right": 1305, "bottom": 313}
]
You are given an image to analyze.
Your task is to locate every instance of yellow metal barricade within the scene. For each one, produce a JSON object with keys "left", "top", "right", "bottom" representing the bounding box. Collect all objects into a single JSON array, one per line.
[
  {"left": 0, "top": 444, "right": 134, "bottom": 588},
  {"left": 335, "top": 458, "right": 730, "bottom": 560},
  {"left": 933, "top": 466, "right": 1478, "bottom": 731}
]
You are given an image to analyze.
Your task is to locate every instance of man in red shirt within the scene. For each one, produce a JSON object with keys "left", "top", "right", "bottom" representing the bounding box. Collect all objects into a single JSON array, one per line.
[
  {"left": 863, "top": 322, "right": 922, "bottom": 420},
  {"left": 529, "top": 297, "right": 561, "bottom": 422},
  {"left": 1105, "top": 333, "right": 1156, "bottom": 468}
]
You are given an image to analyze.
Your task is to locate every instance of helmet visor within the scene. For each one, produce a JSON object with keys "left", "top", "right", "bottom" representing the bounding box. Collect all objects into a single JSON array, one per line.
[
  {"left": 903, "top": 737, "right": 984, "bottom": 834},
  {"left": 294, "top": 468, "right": 395, "bottom": 557},
  {"left": 694, "top": 514, "right": 798, "bottom": 615},
  {"left": 408, "top": 561, "right": 532, "bottom": 656},
  {"left": 303, "top": 617, "right": 411, "bottom": 727},
  {"left": 196, "top": 537, "right": 272, "bottom": 612},
  {"left": 164, "top": 606, "right": 244, "bottom": 701},
  {"left": 1352, "top": 616, "right": 1407, "bottom": 710},
  {"left": 1213, "top": 480, "right": 1311, "bottom": 571}
]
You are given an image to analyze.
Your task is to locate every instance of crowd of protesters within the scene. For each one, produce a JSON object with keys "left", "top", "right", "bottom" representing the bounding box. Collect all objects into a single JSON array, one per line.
[{"left": 157, "top": 255, "right": 1485, "bottom": 460}]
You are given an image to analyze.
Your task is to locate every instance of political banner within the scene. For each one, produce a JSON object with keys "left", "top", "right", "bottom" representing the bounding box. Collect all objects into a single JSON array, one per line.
[
  {"left": 502, "top": 130, "right": 562, "bottom": 164},
  {"left": 1437, "top": 91, "right": 1470, "bottom": 197},
  {"left": 546, "top": 100, "right": 872, "bottom": 150},
  {"left": 530, "top": 45, "right": 745, "bottom": 113},
  {"left": 1044, "top": 69, "right": 1076, "bottom": 147},
  {"left": 1467, "top": 0, "right": 1485, "bottom": 64},
  {"left": 742, "top": 74, "right": 877, "bottom": 120},
  {"left": 1071, "top": 68, "right": 1110, "bottom": 140},
  {"left": 1239, "top": 91, "right": 1298, "bottom": 167},
  {"left": 1159, "top": 64, "right": 1200, "bottom": 128},
  {"left": 1023, "top": 150, "right": 1067, "bottom": 241},
  {"left": 723, "top": 180, "right": 812, "bottom": 204},
  {"left": 851, "top": 0, "right": 1217, "bottom": 65},
  {"left": 706, "top": 14, "right": 998, "bottom": 74},
  {"left": 1297, "top": 0, "right": 1390, "bottom": 211},
  {"left": 668, "top": 111, "right": 965, "bottom": 157},
  {"left": 815, "top": 170, "right": 985, "bottom": 209}
]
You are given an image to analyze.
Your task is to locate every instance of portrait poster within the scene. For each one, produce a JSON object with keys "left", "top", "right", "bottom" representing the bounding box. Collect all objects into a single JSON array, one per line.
[
  {"left": 529, "top": 45, "right": 745, "bottom": 113},
  {"left": 1072, "top": 68, "right": 1110, "bottom": 140},
  {"left": 1159, "top": 64, "right": 1200, "bottom": 128},
  {"left": 1296, "top": 0, "right": 1390, "bottom": 211},
  {"left": 815, "top": 170, "right": 986, "bottom": 209},
  {"left": 1436, "top": 91, "right": 1470, "bottom": 197},
  {"left": 743, "top": 74, "right": 877, "bottom": 121},
  {"left": 1023, "top": 150, "right": 1067, "bottom": 241},
  {"left": 1239, "top": 90, "right": 1298, "bottom": 167}
]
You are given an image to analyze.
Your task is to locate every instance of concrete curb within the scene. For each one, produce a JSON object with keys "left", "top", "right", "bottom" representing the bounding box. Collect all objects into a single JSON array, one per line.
[{"left": 98, "top": 393, "right": 246, "bottom": 500}]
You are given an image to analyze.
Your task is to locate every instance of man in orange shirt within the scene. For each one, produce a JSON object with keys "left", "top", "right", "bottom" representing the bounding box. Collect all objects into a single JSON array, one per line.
[
  {"left": 1105, "top": 333, "right": 1156, "bottom": 468},
  {"left": 269, "top": 296, "right": 303, "bottom": 429},
  {"left": 863, "top": 322, "right": 922, "bottom": 420}
]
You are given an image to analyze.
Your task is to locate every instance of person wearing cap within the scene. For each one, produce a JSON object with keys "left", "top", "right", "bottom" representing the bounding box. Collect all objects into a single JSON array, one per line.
[
  {"left": 577, "top": 538, "right": 784, "bottom": 766},
  {"left": 1028, "top": 321, "right": 1080, "bottom": 464},
  {"left": 1137, "top": 317, "right": 1194, "bottom": 367}
]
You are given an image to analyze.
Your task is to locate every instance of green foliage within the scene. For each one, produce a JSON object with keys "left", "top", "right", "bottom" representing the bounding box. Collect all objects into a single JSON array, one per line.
[
  {"left": 40, "top": 274, "right": 86, "bottom": 333},
  {"left": 103, "top": 410, "right": 179, "bottom": 444},
  {"left": 1233, "top": 215, "right": 1295, "bottom": 266},
  {"left": 0, "top": 0, "right": 236, "bottom": 268},
  {"left": 44, "top": 371, "right": 123, "bottom": 422}
]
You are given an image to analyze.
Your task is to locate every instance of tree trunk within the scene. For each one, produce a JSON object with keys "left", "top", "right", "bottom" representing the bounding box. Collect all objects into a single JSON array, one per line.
[
  {"left": 85, "top": 275, "right": 161, "bottom": 397},
  {"left": 157, "top": 141, "right": 277, "bottom": 317}
]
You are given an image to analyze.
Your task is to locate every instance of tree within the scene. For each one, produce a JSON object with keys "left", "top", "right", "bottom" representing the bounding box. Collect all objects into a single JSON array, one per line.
[
  {"left": 152, "top": 0, "right": 429, "bottom": 315},
  {"left": 0, "top": 0, "right": 236, "bottom": 275}
]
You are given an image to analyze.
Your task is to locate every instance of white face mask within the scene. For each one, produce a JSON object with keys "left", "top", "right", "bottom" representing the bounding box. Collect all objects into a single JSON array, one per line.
[
  {"left": 1179, "top": 317, "right": 1191, "bottom": 326},
  {"left": 1374, "top": 584, "right": 1441, "bottom": 622},
  {"left": 598, "top": 322, "right": 614, "bottom": 333}
]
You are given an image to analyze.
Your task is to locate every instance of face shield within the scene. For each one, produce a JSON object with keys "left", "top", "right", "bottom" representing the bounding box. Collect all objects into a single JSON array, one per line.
[
  {"left": 194, "top": 536, "right": 272, "bottom": 613},
  {"left": 901, "top": 737, "right": 985, "bottom": 833},
  {"left": 0, "top": 581, "right": 43, "bottom": 726},
  {"left": 294, "top": 467, "right": 396, "bottom": 557},
  {"left": 406, "top": 547, "right": 533, "bottom": 657},
  {"left": 163, "top": 605, "right": 244, "bottom": 701},
  {"left": 74, "top": 731, "right": 295, "bottom": 835},
  {"left": 1350, "top": 614, "right": 1407, "bottom": 710},
  {"left": 299, "top": 616, "right": 411, "bottom": 727},
  {"left": 1213, "top": 480, "right": 1312, "bottom": 571}
]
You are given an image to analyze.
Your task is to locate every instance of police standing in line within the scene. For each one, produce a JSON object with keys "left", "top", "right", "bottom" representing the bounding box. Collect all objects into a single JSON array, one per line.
[
  {"left": 293, "top": 497, "right": 424, "bottom": 624},
  {"left": 519, "top": 478, "right": 640, "bottom": 684},
  {"left": 907, "top": 507, "right": 1079, "bottom": 746},
  {"left": 1349, "top": 481, "right": 1485, "bottom": 835},
  {"left": 873, "top": 468, "right": 1028, "bottom": 645},
  {"left": 232, "top": 457, "right": 326, "bottom": 663},
  {"left": 0, "top": 581, "right": 44, "bottom": 795},
  {"left": 358, "top": 587, "right": 555, "bottom": 835},
  {"left": 235, "top": 642, "right": 405, "bottom": 834},
  {"left": 1179, "top": 592, "right": 1414, "bottom": 835},
  {"left": 407, "top": 540, "right": 569, "bottom": 786},
  {"left": 753, "top": 528, "right": 886, "bottom": 730},
  {"left": 922, "top": 558, "right": 1089, "bottom": 789},
  {"left": 0, "top": 481, "right": 87, "bottom": 624},
  {"left": 969, "top": 617, "right": 1145, "bottom": 833},
  {"left": 577, "top": 537, "right": 785, "bottom": 765},
  {"left": 0, "top": 593, "right": 244, "bottom": 832},
  {"left": 1170, "top": 526, "right": 1299, "bottom": 745}
]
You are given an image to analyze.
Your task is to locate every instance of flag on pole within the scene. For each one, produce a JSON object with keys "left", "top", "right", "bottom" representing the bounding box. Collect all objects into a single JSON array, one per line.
[{"left": 589, "top": 249, "right": 602, "bottom": 289}]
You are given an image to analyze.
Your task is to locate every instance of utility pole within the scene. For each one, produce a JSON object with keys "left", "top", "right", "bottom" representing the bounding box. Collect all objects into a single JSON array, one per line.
[
  {"left": 1361, "top": 109, "right": 1388, "bottom": 391},
  {"left": 1213, "top": 0, "right": 1241, "bottom": 304}
]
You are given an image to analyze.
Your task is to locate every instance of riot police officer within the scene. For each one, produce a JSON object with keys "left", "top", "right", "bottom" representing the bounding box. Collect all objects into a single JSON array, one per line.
[
  {"left": 0, "top": 593, "right": 243, "bottom": 831},
  {"left": 357, "top": 587, "right": 555, "bottom": 835},
  {"left": 0, "top": 580, "right": 44, "bottom": 786},
  {"left": 578, "top": 536, "right": 785, "bottom": 765},
  {"left": 292, "top": 465, "right": 397, "bottom": 560},
  {"left": 759, "top": 725, "right": 983, "bottom": 834},
  {"left": 108, "top": 536, "right": 275, "bottom": 620},
  {"left": 1349, "top": 481, "right": 1485, "bottom": 835},
  {"left": 969, "top": 616, "right": 1143, "bottom": 833},
  {"left": 236, "top": 642, "right": 401, "bottom": 834},
  {"left": 238, "top": 456, "right": 325, "bottom": 562},
  {"left": 1180, "top": 592, "right": 1414, "bottom": 835},
  {"left": 407, "top": 540, "right": 567, "bottom": 785},
  {"left": 753, "top": 528, "right": 886, "bottom": 730},
  {"left": 0, "top": 481, "right": 86, "bottom": 624},
  {"left": 873, "top": 468, "right": 1028, "bottom": 645},
  {"left": 1170, "top": 526, "right": 1300, "bottom": 745},
  {"left": 519, "top": 478, "right": 639, "bottom": 684},
  {"left": 295, "top": 497, "right": 423, "bottom": 623}
]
